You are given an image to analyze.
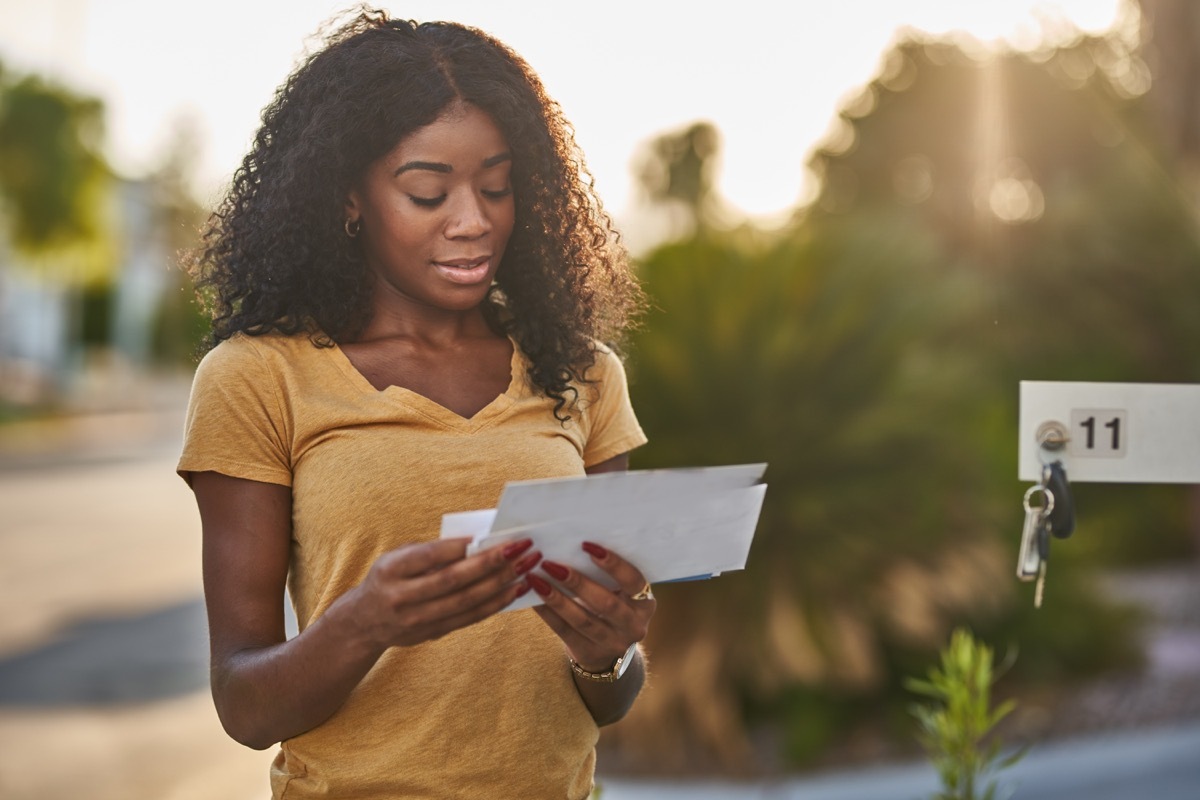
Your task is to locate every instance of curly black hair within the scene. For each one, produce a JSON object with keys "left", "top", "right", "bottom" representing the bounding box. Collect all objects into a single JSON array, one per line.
[{"left": 189, "top": 7, "right": 642, "bottom": 419}]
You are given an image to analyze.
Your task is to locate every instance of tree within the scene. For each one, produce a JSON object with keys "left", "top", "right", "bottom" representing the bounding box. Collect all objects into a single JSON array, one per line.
[
  {"left": 607, "top": 23, "right": 1174, "bottom": 774},
  {"left": 0, "top": 64, "right": 110, "bottom": 258},
  {"left": 804, "top": 28, "right": 1200, "bottom": 559},
  {"left": 631, "top": 121, "right": 726, "bottom": 241},
  {"left": 0, "top": 66, "right": 115, "bottom": 403}
]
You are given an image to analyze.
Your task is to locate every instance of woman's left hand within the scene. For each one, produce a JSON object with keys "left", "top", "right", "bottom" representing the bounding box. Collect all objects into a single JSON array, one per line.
[{"left": 527, "top": 541, "right": 655, "bottom": 673}]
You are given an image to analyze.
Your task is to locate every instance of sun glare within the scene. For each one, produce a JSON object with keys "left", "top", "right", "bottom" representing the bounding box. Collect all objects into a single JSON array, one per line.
[
  {"left": 0, "top": 0, "right": 1128, "bottom": 231},
  {"left": 899, "top": 0, "right": 1128, "bottom": 49},
  {"left": 715, "top": 0, "right": 1126, "bottom": 223}
]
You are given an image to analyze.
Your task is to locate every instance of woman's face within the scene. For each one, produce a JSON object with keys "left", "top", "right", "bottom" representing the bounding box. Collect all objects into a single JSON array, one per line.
[{"left": 346, "top": 101, "right": 515, "bottom": 315}]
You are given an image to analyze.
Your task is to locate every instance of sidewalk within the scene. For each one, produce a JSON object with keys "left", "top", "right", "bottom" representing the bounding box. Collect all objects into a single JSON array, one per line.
[{"left": 0, "top": 369, "right": 191, "bottom": 471}]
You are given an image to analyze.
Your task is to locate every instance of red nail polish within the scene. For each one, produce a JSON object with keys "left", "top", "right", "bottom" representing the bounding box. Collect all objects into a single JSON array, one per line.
[
  {"left": 527, "top": 574, "right": 552, "bottom": 597},
  {"left": 515, "top": 551, "right": 542, "bottom": 575},
  {"left": 514, "top": 583, "right": 531, "bottom": 598},
  {"left": 582, "top": 542, "right": 608, "bottom": 559},
  {"left": 542, "top": 561, "right": 570, "bottom": 581},
  {"left": 502, "top": 539, "right": 534, "bottom": 559}
]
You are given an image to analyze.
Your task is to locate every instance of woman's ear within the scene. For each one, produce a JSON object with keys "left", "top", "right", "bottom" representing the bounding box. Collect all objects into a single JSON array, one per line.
[
  {"left": 344, "top": 190, "right": 362, "bottom": 223},
  {"left": 343, "top": 191, "right": 364, "bottom": 238}
]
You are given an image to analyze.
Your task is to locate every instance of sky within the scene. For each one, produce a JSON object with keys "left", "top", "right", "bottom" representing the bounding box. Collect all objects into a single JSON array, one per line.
[{"left": 0, "top": 0, "right": 1126, "bottom": 233}]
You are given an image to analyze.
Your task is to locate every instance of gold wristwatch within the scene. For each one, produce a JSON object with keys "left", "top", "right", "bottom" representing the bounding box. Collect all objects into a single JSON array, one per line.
[{"left": 569, "top": 643, "right": 638, "bottom": 683}]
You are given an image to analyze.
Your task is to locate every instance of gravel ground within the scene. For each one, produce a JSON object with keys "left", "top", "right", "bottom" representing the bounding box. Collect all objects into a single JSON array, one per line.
[
  {"left": 728, "top": 563, "right": 1200, "bottom": 776},
  {"left": 1039, "top": 566, "right": 1200, "bottom": 735}
]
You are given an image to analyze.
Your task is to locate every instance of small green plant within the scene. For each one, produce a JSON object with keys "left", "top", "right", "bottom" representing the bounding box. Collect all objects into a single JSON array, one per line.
[{"left": 905, "top": 628, "right": 1024, "bottom": 800}]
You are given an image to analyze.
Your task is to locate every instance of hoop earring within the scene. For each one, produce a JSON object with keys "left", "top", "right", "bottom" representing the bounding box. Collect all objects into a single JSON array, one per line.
[{"left": 344, "top": 218, "right": 361, "bottom": 238}]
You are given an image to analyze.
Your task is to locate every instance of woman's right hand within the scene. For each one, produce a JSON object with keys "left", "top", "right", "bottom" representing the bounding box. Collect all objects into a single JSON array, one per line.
[{"left": 346, "top": 537, "right": 541, "bottom": 650}]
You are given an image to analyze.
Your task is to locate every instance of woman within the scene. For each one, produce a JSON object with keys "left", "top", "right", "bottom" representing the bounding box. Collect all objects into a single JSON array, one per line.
[{"left": 179, "top": 10, "right": 653, "bottom": 798}]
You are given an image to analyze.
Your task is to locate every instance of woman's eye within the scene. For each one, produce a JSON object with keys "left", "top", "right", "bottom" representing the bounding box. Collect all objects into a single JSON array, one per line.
[
  {"left": 482, "top": 187, "right": 513, "bottom": 200},
  {"left": 409, "top": 194, "right": 446, "bottom": 208}
]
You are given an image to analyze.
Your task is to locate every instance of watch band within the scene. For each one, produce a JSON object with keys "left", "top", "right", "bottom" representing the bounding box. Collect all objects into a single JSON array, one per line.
[{"left": 569, "top": 643, "right": 638, "bottom": 683}]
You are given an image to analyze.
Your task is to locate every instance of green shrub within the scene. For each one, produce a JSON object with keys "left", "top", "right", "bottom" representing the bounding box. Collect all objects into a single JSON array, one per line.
[{"left": 905, "top": 629, "right": 1024, "bottom": 800}]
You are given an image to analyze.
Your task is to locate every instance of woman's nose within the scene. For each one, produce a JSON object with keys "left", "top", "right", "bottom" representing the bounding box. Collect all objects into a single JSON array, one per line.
[{"left": 445, "top": 192, "right": 491, "bottom": 239}]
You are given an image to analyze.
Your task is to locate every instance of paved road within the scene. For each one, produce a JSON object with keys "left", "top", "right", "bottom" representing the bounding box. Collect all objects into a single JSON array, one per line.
[
  {"left": 0, "top": 418, "right": 274, "bottom": 800},
  {"left": 1, "top": 422, "right": 1197, "bottom": 799}
]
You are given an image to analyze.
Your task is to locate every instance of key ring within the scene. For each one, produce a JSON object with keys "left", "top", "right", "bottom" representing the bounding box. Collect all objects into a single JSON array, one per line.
[{"left": 1022, "top": 484, "right": 1055, "bottom": 516}]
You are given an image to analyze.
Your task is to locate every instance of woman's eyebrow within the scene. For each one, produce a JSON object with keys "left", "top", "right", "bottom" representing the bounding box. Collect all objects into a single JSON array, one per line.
[
  {"left": 393, "top": 152, "right": 512, "bottom": 177},
  {"left": 394, "top": 160, "right": 451, "bottom": 176}
]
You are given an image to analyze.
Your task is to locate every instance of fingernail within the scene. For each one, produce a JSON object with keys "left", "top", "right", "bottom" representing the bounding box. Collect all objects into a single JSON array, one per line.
[
  {"left": 515, "top": 551, "right": 542, "bottom": 575},
  {"left": 502, "top": 539, "right": 534, "bottom": 559},
  {"left": 542, "top": 560, "right": 570, "bottom": 581},
  {"left": 527, "top": 574, "right": 552, "bottom": 597},
  {"left": 582, "top": 542, "right": 608, "bottom": 559},
  {"left": 514, "top": 582, "right": 531, "bottom": 598}
]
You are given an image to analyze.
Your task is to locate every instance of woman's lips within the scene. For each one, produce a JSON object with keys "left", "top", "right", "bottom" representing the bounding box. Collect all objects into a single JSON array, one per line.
[{"left": 433, "top": 256, "right": 492, "bottom": 285}]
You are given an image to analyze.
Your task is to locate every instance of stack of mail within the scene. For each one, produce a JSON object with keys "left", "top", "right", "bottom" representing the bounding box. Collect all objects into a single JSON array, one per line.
[{"left": 440, "top": 463, "right": 767, "bottom": 611}]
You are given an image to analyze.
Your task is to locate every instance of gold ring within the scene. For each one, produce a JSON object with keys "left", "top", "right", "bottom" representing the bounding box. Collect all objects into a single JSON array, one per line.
[{"left": 631, "top": 583, "right": 654, "bottom": 601}]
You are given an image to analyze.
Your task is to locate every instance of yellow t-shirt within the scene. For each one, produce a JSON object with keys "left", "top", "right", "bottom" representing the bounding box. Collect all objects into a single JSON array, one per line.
[{"left": 178, "top": 332, "right": 647, "bottom": 799}]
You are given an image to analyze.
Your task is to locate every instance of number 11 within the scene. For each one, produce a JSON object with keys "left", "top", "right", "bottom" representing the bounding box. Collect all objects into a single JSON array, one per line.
[{"left": 1079, "top": 416, "right": 1121, "bottom": 450}]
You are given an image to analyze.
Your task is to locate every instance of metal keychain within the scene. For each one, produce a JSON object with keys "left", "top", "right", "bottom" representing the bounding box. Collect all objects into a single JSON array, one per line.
[{"left": 1017, "top": 483, "right": 1054, "bottom": 582}]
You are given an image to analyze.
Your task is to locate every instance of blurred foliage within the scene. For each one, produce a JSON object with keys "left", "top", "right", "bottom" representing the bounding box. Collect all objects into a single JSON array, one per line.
[
  {"left": 611, "top": 18, "right": 1193, "bottom": 774},
  {"left": 0, "top": 62, "right": 111, "bottom": 259},
  {"left": 80, "top": 282, "right": 114, "bottom": 346},
  {"left": 151, "top": 281, "right": 209, "bottom": 365},
  {"left": 146, "top": 124, "right": 211, "bottom": 365},
  {"left": 633, "top": 120, "right": 722, "bottom": 229}
]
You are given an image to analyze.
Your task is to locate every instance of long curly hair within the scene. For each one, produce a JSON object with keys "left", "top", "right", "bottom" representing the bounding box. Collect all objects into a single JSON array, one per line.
[{"left": 189, "top": 8, "right": 642, "bottom": 419}]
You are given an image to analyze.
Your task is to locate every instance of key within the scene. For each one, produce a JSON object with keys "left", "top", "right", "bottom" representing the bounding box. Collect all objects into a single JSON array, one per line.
[
  {"left": 1034, "top": 519, "right": 1051, "bottom": 608},
  {"left": 1017, "top": 484, "right": 1054, "bottom": 582},
  {"left": 1034, "top": 562, "right": 1048, "bottom": 608}
]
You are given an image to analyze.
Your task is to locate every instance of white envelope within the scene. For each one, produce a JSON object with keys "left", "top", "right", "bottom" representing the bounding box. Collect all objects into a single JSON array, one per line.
[{"left": 440, "top": 464, "right": 767, "bottom": 612}]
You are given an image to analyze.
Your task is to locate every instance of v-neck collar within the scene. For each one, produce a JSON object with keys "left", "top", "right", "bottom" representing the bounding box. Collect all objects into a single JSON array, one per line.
[{"left": 328, "top": 337, "right": 526, "bottom": 433}]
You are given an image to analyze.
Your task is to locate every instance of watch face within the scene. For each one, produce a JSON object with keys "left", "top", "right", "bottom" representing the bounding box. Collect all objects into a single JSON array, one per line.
[{"left": 615, "top": 643, "right": 638, "bottom": 679}]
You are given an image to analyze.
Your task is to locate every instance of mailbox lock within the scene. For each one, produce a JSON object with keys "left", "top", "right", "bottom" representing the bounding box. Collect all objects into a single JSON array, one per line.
[{"left": 1035, "top": 421, "right": 1069, "bottom": 451}]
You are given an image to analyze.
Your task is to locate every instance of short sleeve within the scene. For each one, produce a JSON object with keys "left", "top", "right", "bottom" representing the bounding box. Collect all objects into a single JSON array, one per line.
[
  {"left": 177, "top": 336, "right": 293, "bottom": 487},
  {"left": 580, "top": 346, "right": 648, "bottom": 467}
]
